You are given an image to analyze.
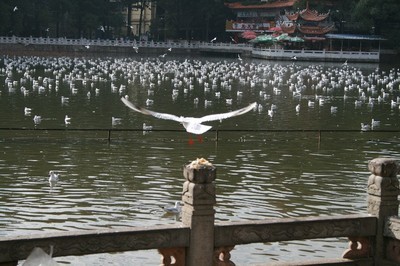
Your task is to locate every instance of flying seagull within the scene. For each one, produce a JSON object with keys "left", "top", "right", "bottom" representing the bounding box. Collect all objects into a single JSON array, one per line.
[{"left": 121, "top": 97, "right": 256, "bottom": 135}]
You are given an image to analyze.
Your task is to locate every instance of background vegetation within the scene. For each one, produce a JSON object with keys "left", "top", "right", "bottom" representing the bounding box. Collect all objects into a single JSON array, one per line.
[{"left": 0, "top": 0, "right": 399, "bottom": 50}]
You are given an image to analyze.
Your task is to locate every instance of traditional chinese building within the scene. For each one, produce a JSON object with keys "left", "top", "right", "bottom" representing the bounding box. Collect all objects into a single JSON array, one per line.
[
  {"left": 226, "top": 0, "right": 335, "bottom": 47},
  {"left": 225, "top": 0, "right": 298, "bottom": 36},
  {"left": 281, "top": 1, "right": 334, "bottom": 43}
]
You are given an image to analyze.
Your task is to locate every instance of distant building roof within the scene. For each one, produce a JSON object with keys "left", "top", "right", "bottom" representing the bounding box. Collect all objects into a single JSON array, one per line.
[
  {"left": 325, "top": 34, "right": 386, "bottom": 41},
  {"left": 226, "top": 0, "right": 298, "bottom": 9}
]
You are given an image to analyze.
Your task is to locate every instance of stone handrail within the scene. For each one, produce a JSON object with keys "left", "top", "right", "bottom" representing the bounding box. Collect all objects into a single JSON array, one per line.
[
  {"left": 0, "top": 158, "right": 398, "bottom": 265},
  {"left": 0, "top": 36, "right": 379, "bottom": 62}
]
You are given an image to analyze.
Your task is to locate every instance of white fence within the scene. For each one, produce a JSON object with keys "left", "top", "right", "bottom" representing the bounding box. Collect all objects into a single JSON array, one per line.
[{"left": 0, "top": 36, "right": 380, "bottom": 62}]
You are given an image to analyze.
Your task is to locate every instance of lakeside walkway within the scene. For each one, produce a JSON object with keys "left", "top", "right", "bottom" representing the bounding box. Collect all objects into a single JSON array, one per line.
[{"left": 0, "top": 36, "right": 380, "bottom": 63}]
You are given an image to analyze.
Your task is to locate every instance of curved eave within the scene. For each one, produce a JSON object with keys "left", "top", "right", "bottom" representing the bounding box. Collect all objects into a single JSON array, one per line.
[{"left": 226, "top": 0, "right": 298, "bottom": 10}]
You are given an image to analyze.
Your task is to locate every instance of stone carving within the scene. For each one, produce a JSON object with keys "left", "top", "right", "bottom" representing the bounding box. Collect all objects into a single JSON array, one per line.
[
  {"left": 158, "top": 247, "right": 185, "bottom": 266},
  {"left": 386, "top": 239, "right": 400, "bottom": 263},
  {"left": 342, "top": 237, "right": 371, "bottom": 259},
  {"left": 214, "top": 246, "right": 235, "bottom": 266}
]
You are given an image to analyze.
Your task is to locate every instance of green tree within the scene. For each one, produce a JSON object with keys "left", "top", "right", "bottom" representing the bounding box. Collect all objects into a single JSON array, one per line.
[
  {"left": 153, "top": 0, "right": 229, "bottom": 41},
  {"left": 353, "top": 0, "right": 400, "bottom": 49}
]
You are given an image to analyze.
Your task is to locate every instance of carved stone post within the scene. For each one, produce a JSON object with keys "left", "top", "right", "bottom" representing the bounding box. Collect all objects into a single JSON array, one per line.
[
  {"left": 367, "top": 158, "right": 399, "bottom": 263},
  {"left": 182, "top": 158, "right": 216, "bottom": 266}
]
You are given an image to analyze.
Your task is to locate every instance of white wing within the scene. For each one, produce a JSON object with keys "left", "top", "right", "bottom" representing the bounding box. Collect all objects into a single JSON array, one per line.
[
  {"left": 198, "top": 102, "right": 257, "bottom": 123},
  {"left": 121, "top": 98, "right": 256, "bottom": 134},
  {"left": 121, "top": 97, "right": 182, "bottom": 122}
]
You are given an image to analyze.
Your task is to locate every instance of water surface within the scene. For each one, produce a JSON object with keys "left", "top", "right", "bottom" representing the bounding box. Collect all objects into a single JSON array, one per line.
[{"left": 1, "top": 55, "right": 399, "bottom": 265}]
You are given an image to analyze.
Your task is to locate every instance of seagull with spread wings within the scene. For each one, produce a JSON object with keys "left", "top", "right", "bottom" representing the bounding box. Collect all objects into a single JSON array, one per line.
[{"left": 121, "top": 97, "right": 256, "bottom": 135}]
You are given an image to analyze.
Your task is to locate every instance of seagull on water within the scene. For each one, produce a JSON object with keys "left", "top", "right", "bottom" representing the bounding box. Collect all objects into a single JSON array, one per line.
[
  {"left": 64, "top": 115, "right": 71, "bottom": 125},
  {"left": 33, "top": 115, "right": 42, "bottom": 125},
  {"left": 164, "top": 201, "right": 182, "bottom": 214},
  {"left": 49, "top": 171, "right": 60, "bottom": 187},
  {"left": 24, "top": 107, "right": 32, "bottom": 116},
  {"left": 121, "top": 97, "right": 256, "bottom": 135}
]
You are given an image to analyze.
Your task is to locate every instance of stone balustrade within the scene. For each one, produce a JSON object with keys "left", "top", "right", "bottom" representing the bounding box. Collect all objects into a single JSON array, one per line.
[{"left": 0, "top": 157, "right": 399, "bottom": 266}]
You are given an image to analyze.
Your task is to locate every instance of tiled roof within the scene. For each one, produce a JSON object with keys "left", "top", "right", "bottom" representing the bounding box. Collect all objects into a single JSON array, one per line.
[{"left": 226, "top": 0, "right": 298, "bottom": 9}]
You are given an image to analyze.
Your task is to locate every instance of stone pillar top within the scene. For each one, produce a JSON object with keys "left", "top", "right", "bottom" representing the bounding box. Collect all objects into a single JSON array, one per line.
[
  {"left": 368, "top": 158, "right": 399, "bottom": 197},
  {"left": 368, "top": 158, "right": 399, "bottom": 177},
  {"left": 183, "top": 158, "right": 216, "bottom": 184}
]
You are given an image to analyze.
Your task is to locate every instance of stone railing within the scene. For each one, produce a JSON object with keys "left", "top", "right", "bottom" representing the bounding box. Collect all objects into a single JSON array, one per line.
[
  {"left": 252, "top": 47, "right": 380, "bottom": 62},
  {"left": 0, "top": 36, "right": 251, "bottom": 51},
  {"left": 0, "top": 158, "right": 399, "bottom": 265},
  {"left": 0, "top": 36, "right": 379, "bottom": 62}
]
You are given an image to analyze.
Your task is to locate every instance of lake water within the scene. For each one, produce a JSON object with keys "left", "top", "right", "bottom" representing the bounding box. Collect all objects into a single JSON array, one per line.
[{"left": 1, "top": 54, "right": 400, "bottom": 265}]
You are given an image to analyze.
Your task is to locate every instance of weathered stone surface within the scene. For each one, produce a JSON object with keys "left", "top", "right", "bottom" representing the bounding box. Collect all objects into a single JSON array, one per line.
[
  {"left": 367, "top": 158, "right": 399, "bottom": 264},
  {"left": 182, "top": 159, "right": 216, "bottom": 266},
  {"left": 182, "top": 181, "right": 216, "bottom": 206},
  {"left": 342, "top": 237, "right": 372, "bottom": 259},
  {"left": 214, "top": 214, "right": 376, "bottom": 247},
  {"left": 0, "top": 225, "right": 189, "bottom": 262},
  {"left": 368, "top": 158, "right": 399, "bottom": 178},
  {"left": 183, "top": 164, "right": 216, "bottom": 184}
]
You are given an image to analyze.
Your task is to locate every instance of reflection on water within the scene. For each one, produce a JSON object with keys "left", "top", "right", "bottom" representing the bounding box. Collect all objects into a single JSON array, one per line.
[{"left": 1, "top": 55, "right": 400, "bottom": 264}]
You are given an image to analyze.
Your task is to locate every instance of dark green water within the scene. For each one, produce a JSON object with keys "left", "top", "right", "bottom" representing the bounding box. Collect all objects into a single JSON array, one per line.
[{"left": 1, "top": 55, "right": 399, "bottom": 265}]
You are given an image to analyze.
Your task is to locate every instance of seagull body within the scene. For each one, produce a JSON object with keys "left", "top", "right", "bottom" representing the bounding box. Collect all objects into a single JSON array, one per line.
[
  {"left": 24, "top": 107, "right": 32, "bottom": 116},
  {"left": 64, "top": 115, "right": 71, "bottom": 125},
  {"left": 33, "top": 115, "right": 41, "bottom": 125},
  {"left": 361, "top": 123, "right": 371, "bottom": 132},
  {"left": 112, "top": 116, "right": 122, "bottom": 126},
  {"left": 49, "top": 171, "right": 60, "bottom": 187},
  {"left": 121, "top": 97, "right": 256, "bottom": 135},
  {"left": 164, "top": 201, "right": 182, "bottom": 214},
  {"left": 210, "top": 37, "right": 217, "bottom": 43}
]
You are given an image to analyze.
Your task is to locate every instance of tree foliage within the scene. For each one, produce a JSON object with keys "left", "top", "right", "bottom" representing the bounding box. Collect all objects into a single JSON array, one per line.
[
  {"left": 0, "top": 0, "right": 399, "bottom": 49},
  {"left": 0, "top": 0, "right": 124, "bottom": 38}
]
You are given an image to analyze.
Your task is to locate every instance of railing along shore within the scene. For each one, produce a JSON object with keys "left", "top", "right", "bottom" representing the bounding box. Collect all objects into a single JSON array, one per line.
[
  {"left": 0, "top": 157, "right": 399, "bottom": 265},
  {"left": 0, "top": 36, "right": 380, "bottom": 62}
]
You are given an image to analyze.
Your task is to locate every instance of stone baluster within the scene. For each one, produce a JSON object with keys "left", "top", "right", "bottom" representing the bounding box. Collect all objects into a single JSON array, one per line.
[
  {"left": 367, "top": 158, "right": 399, "bottom": 262},
  {"left": 181, "top": 158, "right": 216, "bottom": 266}
]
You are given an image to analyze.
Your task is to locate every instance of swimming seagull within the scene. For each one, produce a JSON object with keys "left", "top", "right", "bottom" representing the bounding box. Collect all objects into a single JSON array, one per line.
[
  {"left": 33, "top": 115, "right": 42, "bottom": 125},
  {"left": 64, "top": 115, "right": 71, "bottom": 125},
  {"left": 48, "top": 171, "right": 60, "bottom": 187},
  {"left": 24, "top": 107, "right": 32, "bottom": 116},
  {"left": 121, "top": 97, "right": 256, "bottom": 135},
  {"left": 163, "top": 201, "right": 182, "bottom": 214}
]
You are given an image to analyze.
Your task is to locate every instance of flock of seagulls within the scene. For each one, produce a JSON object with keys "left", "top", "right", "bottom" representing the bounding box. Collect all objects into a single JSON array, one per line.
[
  {"left": 2, "top": 56, "right": 400, "bottom": 187},
  {"left": 1, "top": 55, "right": 400, "bottom": 134}
]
